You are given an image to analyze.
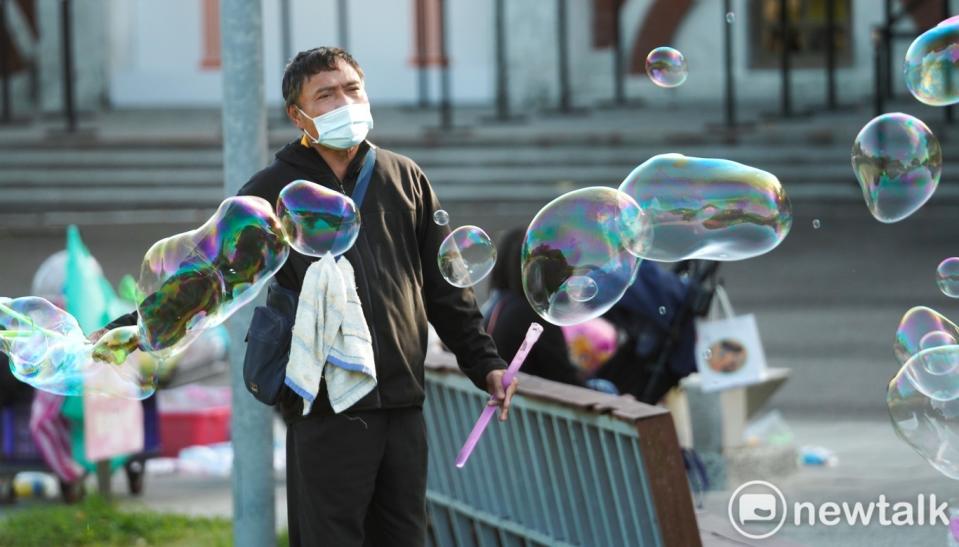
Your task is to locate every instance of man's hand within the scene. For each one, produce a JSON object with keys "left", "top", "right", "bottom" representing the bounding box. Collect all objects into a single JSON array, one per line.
[{"left": 485, "top": 369, "right": 518, "bottom": 422}]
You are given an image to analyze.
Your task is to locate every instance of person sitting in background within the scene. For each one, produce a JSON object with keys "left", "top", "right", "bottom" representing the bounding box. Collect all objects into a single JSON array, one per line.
[{"left": 482, "top": 228, "right": 592, "bottom": 388}]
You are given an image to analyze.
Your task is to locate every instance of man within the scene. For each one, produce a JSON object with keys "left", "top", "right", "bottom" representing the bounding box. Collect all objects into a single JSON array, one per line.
[{"left": 101, "top": 47, "right": 515, "bottom": 546}]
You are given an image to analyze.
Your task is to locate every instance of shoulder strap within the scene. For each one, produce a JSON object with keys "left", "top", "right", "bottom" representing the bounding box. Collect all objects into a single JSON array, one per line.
[{"left": 350, "top": 146, "right": 377, "bottom": 208}]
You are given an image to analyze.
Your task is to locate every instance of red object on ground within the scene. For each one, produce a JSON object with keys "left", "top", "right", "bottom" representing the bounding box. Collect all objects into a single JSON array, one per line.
[{"left": 157, "top": 386, "right": 231, "bottom": 458}]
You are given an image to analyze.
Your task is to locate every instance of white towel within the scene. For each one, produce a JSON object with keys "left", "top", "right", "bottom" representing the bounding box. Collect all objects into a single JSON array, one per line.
[{"left": 285, "top": 253, "right": 376, "bottom": 415}]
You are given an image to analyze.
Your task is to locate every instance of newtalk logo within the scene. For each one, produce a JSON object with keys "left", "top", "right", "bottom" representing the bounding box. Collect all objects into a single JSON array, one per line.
[{"left": 728, "top": 480, "right": 949, "bottom": 540}]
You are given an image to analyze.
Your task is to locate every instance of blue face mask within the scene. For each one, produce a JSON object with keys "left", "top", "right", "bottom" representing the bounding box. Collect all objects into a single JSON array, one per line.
[{"left": 298, "top": 103, "right": 374, "bottom": 150}]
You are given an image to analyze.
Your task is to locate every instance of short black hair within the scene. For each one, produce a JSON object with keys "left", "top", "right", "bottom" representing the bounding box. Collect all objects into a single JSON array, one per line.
[{"left": 282, "top": 47, "right": 365, "bottom": 108}]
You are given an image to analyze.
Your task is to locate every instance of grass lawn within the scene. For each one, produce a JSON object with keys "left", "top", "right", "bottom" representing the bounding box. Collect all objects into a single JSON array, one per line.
[{"left": 0, "top": 496, "right": 289, "bottom": 546}]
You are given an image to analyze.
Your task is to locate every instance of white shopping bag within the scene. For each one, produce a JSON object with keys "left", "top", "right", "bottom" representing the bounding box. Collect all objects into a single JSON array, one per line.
[{"left": 694, "top": 285, "right": 768, "bottom": 392}]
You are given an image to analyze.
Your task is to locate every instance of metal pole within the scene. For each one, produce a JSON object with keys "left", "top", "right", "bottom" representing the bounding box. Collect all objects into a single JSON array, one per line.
[
  {"left": 220, "top": 1, "right": 275, "bottom": 545},
  {"left": 945, "top": 0, "right": 954, "bottom": 123},
  {"left": 438, "top": 0, "right": 452, "bottom": 129},
  {"left": 825, "top": 0, "right": 837, "bottom": 109},
  {"left": 280, "top": 0, "right": 291, "bottom": 66},
  {"left": 416, "top": 0, "right": 429, "bottom": 108},
  {"left": 0, "top": 0, "right": 10, "bottom": 123},
  {"left": 494, "top": 0, "right": 510, "bottom": 119},
  {"left": 338, "top": 0, "right": 349, "bottom": 51},
  {"left": 884, "top": 0, "right": 893, "bottom": 99},
  {"left": 873, "top": 27, "right": 884, "bottom": 117},
  {"left": 612, "top": 1, "right": 625, "bottom": 105},
  {"left": 779, "top": 0, "right": 791, "bottom": 117},
  {"left": 557, "top": 0, "right": 571, "bottom": 112},
  {"left": 60, "top": 0, "right": 76, "bottom": 132},
  {"left": 723, "top": 0, "right": 736, "bottom": 128}
]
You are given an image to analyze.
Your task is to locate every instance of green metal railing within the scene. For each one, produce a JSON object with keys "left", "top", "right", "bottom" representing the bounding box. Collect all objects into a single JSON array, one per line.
[{"left": 423, "top": 358, "right": 699, "bottom": 547}]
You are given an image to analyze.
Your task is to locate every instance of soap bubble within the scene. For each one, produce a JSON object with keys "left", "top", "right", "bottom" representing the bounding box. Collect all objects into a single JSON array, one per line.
[
  {"left": 618, "top": 153, "right": 792, "bottom": 261},
  {"left": 437, "top": 226, "right": 497, "bottom": 288},
  {"left": 276, "top": 180, "right": 360, "bottom": 257},
  {"left": 434, "top": 209, "right": 450, "bottom": 226},
  {"left": 812, "top": 219, "right": 821, "bottom": 229},
  {"left": 659, "top": 306, "right": 667, "bottom": 315},
  {"left": 905, "top": 19, "right": 959, "bottom": 106},
  {"left": 522, "top": 187, "right": 651, "bottom": 326},
  {"left": 895, "top": 307, "right": 959, "bottom": 365},
  {"left": 137, "top": 196, "right": 289, "bottom": 355},
  {"left": 645, "top": 47, "right": 688, "bottom": 88},
  {"left": 938, "top": 258, "right": 959, "bottom": 298},
  {"left": 564, "top": 275, "right": 599, "bottom": 303},
  {"left": 0, "top": 297, "right": 157, "bottom": 398},
  {"left": 851, "top": 113, "right": 941, "bottom": 223},
  {"left": 888, "top": 369, "right": 959, "bottom": 479},
  {"left": 726, "top": 12, "right": 735, "bottom": 24}
]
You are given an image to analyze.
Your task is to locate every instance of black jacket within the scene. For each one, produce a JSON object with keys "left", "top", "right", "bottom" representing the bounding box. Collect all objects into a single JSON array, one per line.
[
  {"left": 482, "top": 290, "right": 585, "bottom": 388},
  {"left": 109, "top": 140, "right": 506, "bottom": 419}
]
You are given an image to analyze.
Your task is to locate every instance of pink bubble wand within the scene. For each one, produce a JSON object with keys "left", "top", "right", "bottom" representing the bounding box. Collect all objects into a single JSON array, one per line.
[{"left": 455, "top": 322, "right": 543, "bottom": 468}]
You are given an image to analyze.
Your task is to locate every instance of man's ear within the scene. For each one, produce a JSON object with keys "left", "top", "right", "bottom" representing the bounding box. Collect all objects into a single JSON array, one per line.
[{"left": 287, "top": 105, "right": 303, "bottom": 129}]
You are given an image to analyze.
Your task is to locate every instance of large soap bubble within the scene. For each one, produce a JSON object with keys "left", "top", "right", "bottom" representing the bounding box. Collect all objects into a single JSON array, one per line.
[
  {"left": 888, "top": 370, "right": 959, "bottom": 479},
  {"left": 618, "top": 154, "right": 791, "bottom": 262},
  {"left": 851, "top": 113, "right": 941, "bottom": 223},
  {"left": 0, "top": 297, "right": 157, "bottom": 398},
  {"left": 894, "top": 307, "right": 959, "bottom": 401},
  {"left": 522, "top": 187, "right": 651, "bottom": 326},
  {"left": 437, "top": 226, "right": 497, "bottom": 288},
  {"left": 645, "top": 47, "right": 687, "bottom": 88},
  {"left": 137, "top": 196, "right": 289, "bottom": 355},
  {"left": 905, "top": 19, "right": 959, "bottom": 106},
  {"left": 276, "top": 180, "right": 360, "bottom": 257}
]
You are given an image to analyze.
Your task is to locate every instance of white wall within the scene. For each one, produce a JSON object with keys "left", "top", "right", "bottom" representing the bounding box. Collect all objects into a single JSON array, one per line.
[{"left": 106, "top": 0, "right": 494, "bottom": 108}]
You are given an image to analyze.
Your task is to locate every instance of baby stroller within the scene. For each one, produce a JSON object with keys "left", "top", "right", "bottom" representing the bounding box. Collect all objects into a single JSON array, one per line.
[{"left": 594, "top": 259, "right": 721, "bottom": 404}]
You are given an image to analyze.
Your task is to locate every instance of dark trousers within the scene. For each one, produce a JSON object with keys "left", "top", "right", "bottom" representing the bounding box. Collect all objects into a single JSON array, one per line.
[{"left": 286, "top": 407, "right": 428, "bottom": 547}]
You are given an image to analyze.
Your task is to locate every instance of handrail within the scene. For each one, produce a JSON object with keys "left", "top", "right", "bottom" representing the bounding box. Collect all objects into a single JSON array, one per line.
[{"left": 423, "top": 351, "right": 700, "bottom": 547}]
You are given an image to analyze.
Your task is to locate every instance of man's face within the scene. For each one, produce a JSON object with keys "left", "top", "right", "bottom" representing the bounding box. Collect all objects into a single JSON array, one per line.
[{"left": 289, "top": 60, "right": 368, "bottom": 137}]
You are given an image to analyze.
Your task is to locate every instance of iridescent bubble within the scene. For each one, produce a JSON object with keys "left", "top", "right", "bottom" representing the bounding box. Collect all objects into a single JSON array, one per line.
[
  {"left": 137, "top": 196, "right": 289, "bottom": 355},
  {"left": 276, "top": 180, "right": 360, "bottom": 257},
  {"left": 658, "top": 306, "right": 667, "bottom": 315},
  {"left": 851, "top": 113, "right": 941, "bottom": 223},
  {"left": 726, "top": 12, "right": 735, "bottom": 24},
  {"left": 563, "top": 276, "right": 599, "bottom": 303},
  {"left": 938, "top": 258, "right": 959, "bottom": 298},
  {"left": 645, "top": 47, "right": 688, "bottom": 88},
  {"left": 896, "top": 307, "right": 959, "bottom": 361},
  {"left": 618, "top": 153, "right": 792, "bottom": 261},
  {"left": 522, "top": 187, "right": 651, "bottom": 326},
  {"left": 437, "top": 226, "right": 497, "bottom": 288},
  {"left": 888, "top": 370, "right": 959, "bottom": 479},
  {"left": 0, "top": 297, "right": 157, "bottom": 398},
  {"left": 812, "top": 219, "right": 821, "bottom": 229},
  {"left": 434, "top": 209, "right": 450, "bottom": 226},
  {"left": 905, "top": 20, "right": 959, "bottom": 106}
]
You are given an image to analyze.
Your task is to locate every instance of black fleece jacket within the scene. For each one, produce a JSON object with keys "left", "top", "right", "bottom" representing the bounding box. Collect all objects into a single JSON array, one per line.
[{"left": 108, "top": 139, "right": 506, "bottom": 418}]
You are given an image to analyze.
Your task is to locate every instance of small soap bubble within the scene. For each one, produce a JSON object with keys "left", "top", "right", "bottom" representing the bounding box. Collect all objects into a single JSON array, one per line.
[
  {"left": 812, "top": 219, "right": 821, "bottom": 229},
  {"left": 433, "top": 209, "right": 450, "bottom": 226},
  {"left": 564, "top": 276, "right": 599, "bottom": 303},
  {"left": 851, "top": 113, "right": 941, "bottom": 223},
  {"left": 726, "top": 12, "right": 735, "bottom": 24},
  {"left": 645, "top": 47, "right": 688, "bottom": 88},
  {"left": 658, "top": 306, "right": 667, "bottom": 315},
  {"left": 277, "top": 180, "right": 360, "bottom": 257},
  {"left": 437, "top": 226, "right": 497, "bottom": 288},
  {"left": 938, "top": 257, "right": 959, "bottom": 298},
  {"left": 619, "top": 154, "right": 792, "bottom": 261}
]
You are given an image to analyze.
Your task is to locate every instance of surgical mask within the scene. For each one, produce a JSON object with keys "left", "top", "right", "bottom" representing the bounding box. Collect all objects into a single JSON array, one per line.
[{"left": 298, "top": 103, "right": 373, "bottom": 150}]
